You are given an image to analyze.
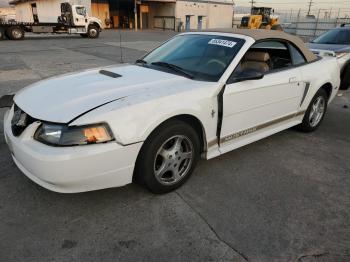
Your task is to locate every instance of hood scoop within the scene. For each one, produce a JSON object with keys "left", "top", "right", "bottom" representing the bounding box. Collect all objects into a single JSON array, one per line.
[{"left": 99, "top": 70, "right": 122, "bottom": 78}]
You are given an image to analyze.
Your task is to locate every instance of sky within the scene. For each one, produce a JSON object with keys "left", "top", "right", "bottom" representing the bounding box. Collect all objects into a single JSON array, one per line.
[{"left": 0, "top": 0, "right": 10, "bottom": 7}]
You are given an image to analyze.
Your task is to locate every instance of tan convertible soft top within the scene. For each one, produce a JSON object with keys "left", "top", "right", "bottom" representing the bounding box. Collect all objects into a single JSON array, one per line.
[{"left": 205, "top": 29, "right": 317, "bottom": 63}]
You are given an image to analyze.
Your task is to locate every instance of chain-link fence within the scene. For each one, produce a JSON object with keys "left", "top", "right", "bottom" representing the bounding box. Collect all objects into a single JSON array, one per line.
[
  {"left": 233, "top": 8, "right": 350, "bottom": 41},
  {"left": 280, "top": 9, "right": 350, "bottom": 41}
]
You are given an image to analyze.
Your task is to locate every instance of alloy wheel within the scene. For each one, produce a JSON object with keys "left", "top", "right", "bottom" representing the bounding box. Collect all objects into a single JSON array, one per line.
[
  {"left": 309, "top": 96, "right": 326, "bottom": 127},
  {"left": 154, "top": 135, "right": 194, "bottom": 186}
]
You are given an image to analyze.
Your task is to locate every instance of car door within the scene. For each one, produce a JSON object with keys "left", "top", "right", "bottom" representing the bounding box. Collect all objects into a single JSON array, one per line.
[
  {"left": 74, "top": 6, "right": 87, "bottom": 26},
  {"left": 219, "top": 40, "right": 305, "bottom": 150}
]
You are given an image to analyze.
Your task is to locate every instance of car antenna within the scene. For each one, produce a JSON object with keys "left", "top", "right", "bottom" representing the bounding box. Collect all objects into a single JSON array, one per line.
[{"left": 117, "top": 0, "right": 124, "bottom": 63}]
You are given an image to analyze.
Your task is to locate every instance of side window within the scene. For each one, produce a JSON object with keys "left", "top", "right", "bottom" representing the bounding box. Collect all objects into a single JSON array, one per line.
[
  {"left": 252, "top": 41, "right": 292, "bottom": 71},
  {"left": 289, "top": 44, "right": 307, "bottom": 65},
  {"left": 232, "top": 40, "right": 292, "bottom": 77},
  {"left": 76, "top": 7, "right": 86, "bottom": 16}
]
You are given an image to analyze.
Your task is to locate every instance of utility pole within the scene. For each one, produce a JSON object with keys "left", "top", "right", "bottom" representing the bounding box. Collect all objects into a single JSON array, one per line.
[
  {"left": 134, "top": 0, "right": 138, "bottom": 31},
  {"left": 307, "top": 0, "right": 314, "bottom": 16},
  {"left": 249, "top": 0, "right": 256, "bottom": 14}
]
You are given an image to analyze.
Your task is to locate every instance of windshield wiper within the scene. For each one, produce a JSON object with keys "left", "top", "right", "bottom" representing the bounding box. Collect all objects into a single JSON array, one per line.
[{"left": 151, "top": 61, "right": 194, "bottom": 79}]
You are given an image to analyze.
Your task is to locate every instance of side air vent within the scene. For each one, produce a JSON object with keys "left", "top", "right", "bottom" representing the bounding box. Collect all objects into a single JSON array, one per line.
[{"left": 99, "top": 70, "right": 122, "bottom": 78}]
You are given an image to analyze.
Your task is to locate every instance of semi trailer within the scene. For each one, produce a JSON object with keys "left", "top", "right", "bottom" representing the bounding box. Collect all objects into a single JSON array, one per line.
[{"left": 0, "top": 2, "right": 103, "bottom": 40}]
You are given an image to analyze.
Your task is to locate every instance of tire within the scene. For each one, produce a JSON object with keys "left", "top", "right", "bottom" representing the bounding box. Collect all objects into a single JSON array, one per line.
[
  {"left": 271, "top": 24, "right": 283, "bottom": 31},
  {"left": 135, "top": 120, "right": 200, "bottom": 194},
  {"left": 340, "top": 65, "right": 350, "bottom": 90},
  {"left": 297, "top": 89, "right": 328, "bottom": 132},
  {"left": 87, "top": 25, "right": 99, "bottom": 38},
  {"left": 6, "top": 26, "right": 25, "bottom": 40},
  {"left": 80, "top": 33, "right": 88, "bottom": 38},
  {"left": 0, "top": 27, "right": 5, "bottom": 40}
]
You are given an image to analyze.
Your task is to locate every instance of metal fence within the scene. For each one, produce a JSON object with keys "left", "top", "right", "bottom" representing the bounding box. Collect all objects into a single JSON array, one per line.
[
  {"left": 233, "top": 8, "right": 350, "bottom": 41},
  {"left": 282, "top": 15, "right": 350, "bottom": 41}
]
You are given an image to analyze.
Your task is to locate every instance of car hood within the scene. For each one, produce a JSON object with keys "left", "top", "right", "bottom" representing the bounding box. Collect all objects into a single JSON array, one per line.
[
  {"left": 14, "top": 65, "right": 193, "bottom": 123},
  {"left": 308, "top": 42, "right": 350, "bottom": 52}
]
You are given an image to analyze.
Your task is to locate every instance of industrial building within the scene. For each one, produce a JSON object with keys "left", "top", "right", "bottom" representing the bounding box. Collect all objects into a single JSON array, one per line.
[
  {"left": 0, "top": 6, "right": 15, "bottom": 21},
  {"left": 9, "top": 0, "right": 234, "bottom": 30}
]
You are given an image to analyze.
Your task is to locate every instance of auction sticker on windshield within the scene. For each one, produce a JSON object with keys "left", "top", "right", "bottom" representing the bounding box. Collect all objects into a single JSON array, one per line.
[{"left": 208, "top": 39, "right": 237, "bottom": 48}]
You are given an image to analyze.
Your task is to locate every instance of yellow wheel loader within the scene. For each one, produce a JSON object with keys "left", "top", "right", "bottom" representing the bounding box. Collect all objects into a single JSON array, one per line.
[{"left": 239, "top": 7, "right": 283, "bottom": 31}]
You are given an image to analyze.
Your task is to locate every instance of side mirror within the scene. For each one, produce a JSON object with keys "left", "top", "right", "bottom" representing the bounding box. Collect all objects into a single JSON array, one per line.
[{"left": 227, "top": 69, "right": 264, "bottom": 84}]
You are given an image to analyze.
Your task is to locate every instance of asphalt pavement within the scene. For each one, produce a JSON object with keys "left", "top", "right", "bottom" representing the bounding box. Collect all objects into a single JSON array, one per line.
[{"left": 0, "top": 30, "right": 349, "bottom": 262}]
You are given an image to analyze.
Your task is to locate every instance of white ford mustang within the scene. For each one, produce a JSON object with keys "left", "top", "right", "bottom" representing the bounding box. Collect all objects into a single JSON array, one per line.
[{"left": 3, "top": 30, "right": 340, "bottom": 193}]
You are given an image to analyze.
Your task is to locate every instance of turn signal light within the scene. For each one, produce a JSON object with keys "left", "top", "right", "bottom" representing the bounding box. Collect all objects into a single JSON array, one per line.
[{"left": 84, "top": 126, "right": 112, "bottom": 143}]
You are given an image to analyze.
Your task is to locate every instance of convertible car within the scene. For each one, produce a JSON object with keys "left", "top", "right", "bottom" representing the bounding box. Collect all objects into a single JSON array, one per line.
[{"left": 3, "top": 29, "right": 340, "bottom": 193}]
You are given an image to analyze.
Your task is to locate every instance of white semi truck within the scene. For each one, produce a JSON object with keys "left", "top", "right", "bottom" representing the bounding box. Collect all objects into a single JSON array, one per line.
[{"left": 0, "top": 2, "right": 103, "bottom": 40}]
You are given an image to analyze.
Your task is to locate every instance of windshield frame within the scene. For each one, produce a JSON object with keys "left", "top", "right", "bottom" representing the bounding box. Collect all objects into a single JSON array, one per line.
[{"left": 136, "top": 33, "right": 246, "bottom": 82}]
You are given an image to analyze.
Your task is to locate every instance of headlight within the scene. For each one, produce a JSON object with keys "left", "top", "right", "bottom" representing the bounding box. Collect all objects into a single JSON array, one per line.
[
  {"left": 336, "top": 52, "right": 349, "bottom": 59},
  {"left": 34, "top": 122, "right": 114, "bottom": 146}
]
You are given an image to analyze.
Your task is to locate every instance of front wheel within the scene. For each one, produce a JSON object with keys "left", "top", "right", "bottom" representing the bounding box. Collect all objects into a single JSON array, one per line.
[
  {"left": 135, "top": 120, "right": 200, "bottom": 194},
  {"left": 87, "top": 25, "right": 99, "bottom": 38},
  {"left": 297, "top": 89, "right": 328, "bottom": 132}
]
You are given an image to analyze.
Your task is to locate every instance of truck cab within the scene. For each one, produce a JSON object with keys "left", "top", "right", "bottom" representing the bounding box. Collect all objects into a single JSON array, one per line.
[
  {"left": 0, "top": 2, "right": 102, "bottom": 40},
  {"left": 59, "top": 2, "right": 103, "bottom": 38}
]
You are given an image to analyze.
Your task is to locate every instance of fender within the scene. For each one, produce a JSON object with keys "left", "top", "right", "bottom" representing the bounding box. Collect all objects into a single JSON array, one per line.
[
  {"left": 70, "top": 85, "right": 219, "bottom": 146},
  {"left": 88, "top": 19, "right": 103, "bottom": 30}
]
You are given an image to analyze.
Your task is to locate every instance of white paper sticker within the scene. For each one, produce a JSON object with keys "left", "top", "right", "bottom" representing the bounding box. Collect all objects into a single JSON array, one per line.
[{"left": 208, "top": 39, "right": 237, "bottom": 48}]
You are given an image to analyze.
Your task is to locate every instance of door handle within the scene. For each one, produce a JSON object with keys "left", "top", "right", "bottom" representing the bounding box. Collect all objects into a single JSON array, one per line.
[{"left": 289, "top": 77, "right": 297, "bottom": 83}]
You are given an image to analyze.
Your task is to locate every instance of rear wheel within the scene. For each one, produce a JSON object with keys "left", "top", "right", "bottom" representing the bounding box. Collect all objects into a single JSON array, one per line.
[
  {"left": 340, "top": 65, "right": 350, "bottom": 90},
  {"left": 297, "top": 89, "right": 328, "bottom": 132},
  {"left": 135, "top": 120, "right": 200, "bottom": 194},
  {"left": 87, "top": 25, "right": 99, "bottom": 38},
  {"left": 6, "top": 26, "right": 25, "bottom": 40}
]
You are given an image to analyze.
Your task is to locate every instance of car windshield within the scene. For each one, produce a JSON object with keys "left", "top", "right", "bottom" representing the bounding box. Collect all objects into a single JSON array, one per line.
[
  {"left": 140, "top": 34, "right": 245, "bottom": 81},
  {"left": 312, "top": 29, "right": 350, "bottom": 45}
]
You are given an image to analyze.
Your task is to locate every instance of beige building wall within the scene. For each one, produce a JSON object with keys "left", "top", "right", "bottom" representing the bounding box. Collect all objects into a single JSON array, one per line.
[
  {"left": 15, "top": 0, "right": 91, "bottom": 23},
  {"left": 175, "top": 0, "right": 233, "bottom": 30},
  {"left": 0, "top": 7, "right": 16, "bottom": 16},
  {"left": 0, "top": 7, "right": 16, "bottom": 21}
]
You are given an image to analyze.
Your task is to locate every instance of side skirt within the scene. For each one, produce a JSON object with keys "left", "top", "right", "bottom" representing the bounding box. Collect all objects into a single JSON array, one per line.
[{"left": 206, "top": 112, "right": 305, "bottom": 159}]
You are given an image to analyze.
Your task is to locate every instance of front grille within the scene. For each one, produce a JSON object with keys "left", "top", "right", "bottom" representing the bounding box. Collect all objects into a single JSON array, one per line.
[{"left": 11, "top": 104, "right": 36, "bottom": 137}]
